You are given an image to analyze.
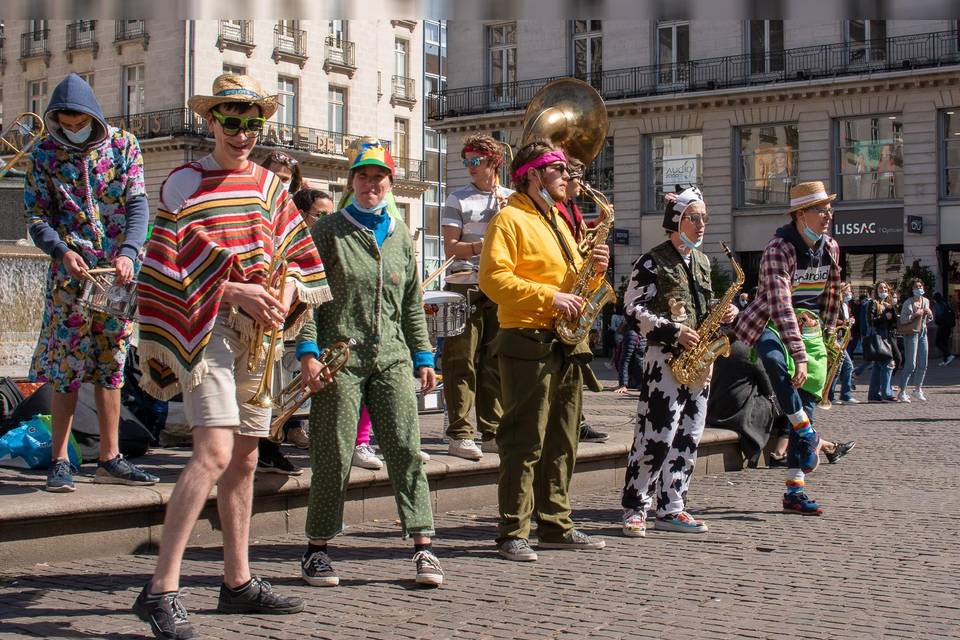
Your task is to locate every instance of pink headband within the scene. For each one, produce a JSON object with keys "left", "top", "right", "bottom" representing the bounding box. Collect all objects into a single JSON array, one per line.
[{"left": 511, "top": 150, "right": 567, "bottom": 182}]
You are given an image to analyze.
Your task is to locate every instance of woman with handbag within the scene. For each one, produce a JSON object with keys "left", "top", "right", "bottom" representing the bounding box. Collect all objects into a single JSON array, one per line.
[
  {"left": 896, "top": 279, "right": 933, "bottom": 402},
  {"left": 866, "top": 282, "right": 898, "bottom": 402}
]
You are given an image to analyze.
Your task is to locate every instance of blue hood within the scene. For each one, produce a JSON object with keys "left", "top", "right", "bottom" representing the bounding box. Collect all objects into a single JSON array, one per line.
[{"left": 43, "top": 73, "right": 109, "bottom": 150}]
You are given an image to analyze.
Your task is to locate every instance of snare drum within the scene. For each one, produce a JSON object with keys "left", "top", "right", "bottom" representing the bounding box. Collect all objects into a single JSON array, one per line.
[
  {"left": 77, "top": 269, "right": 138, "bottom": 321},
  {"left": 422, "top": 290, "right": 467, "bottom": 342}
]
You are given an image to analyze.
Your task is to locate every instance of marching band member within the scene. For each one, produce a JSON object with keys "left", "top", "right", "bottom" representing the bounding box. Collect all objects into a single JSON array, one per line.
[
  {"left": 735, "top": 181, "right": 841, "bottom": 516},
  {"left": 296, "top": 141, "right": 444, "bottom": 588},
  {"left": 620, "top": 187, "right": 738, "bottom": 537},
  {"left": 479, "top": 140, "right": 608, "bottom": 563},
  {"left": 441, "top": 134, "right": 512, "bottom": 460},
  {"left": 133, "top": 74, "right": 331, "bottom": 638},
  {"left": 24, "top": 72, "right": 157, "bottom": 492}
]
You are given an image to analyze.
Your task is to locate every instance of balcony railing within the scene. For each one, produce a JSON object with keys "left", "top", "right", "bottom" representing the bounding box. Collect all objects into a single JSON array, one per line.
[
  {"left": 20, "top": 30, "right": 50, "bottom": 60},
  {"left": 430, "top": 29, "right": 960, "bottom": 120},
  {"left": 393, "top": 156, "right": 425, "bottom": 181},
  {"left": 273, "top": 24, "right": 308, "bottom": 66},
  {"left": 324, "top": 35, "right": 356, "bottom": 72},
  {"left": 105, "top": 108, "right": 402, "bottom": 167},
  {"left": 115, "top": 20, "right": 148, "bottom": 43},
  {"left": 217, "top": 20, "right": 255, "bottom": 54},
  {"left": 392, "top": 75, "right": 416, "bottom": 103},
  {"left": 66, "top": 21, "right": 99, "bottom": 61}
]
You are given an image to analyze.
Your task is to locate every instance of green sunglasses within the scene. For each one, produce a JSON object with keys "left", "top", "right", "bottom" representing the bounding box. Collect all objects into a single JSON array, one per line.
[{"left": 211, "top": 109, "right": 266, "bottom": 135}]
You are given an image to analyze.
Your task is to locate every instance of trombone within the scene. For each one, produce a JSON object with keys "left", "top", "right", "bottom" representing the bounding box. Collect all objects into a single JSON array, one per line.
[
  {"left": 267, "top": 338, "right": 356, "bottom": 443},
  {"left": 0, "top": 112, "right": 45, "bottom": 178}
]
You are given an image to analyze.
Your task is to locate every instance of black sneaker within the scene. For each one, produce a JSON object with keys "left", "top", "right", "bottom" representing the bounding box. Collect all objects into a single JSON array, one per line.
[
  {"left": 95, "top": 454, "right": 159, "bottom": 486},
  {"left": 256, "top": 449, "right": 302, "bottom": 476},
  {"left": 825, "top": 440, "right": 856, "bottom": 464},
  {"left": 217, "top": 576, "right": 304, "bottom": 614},
  {"left": 132, "top": 584, "right": 195, "bottom": 640},
  {"left": 767, "top": 453, "right": 788, "bottom": 468},
  {"left": 579, "top": 423, "right": 609, "bottom": 443},
  {"left": 301, "top": 549, "right": 339, "bottom": 587},
  {"left": 413, "top": 549, "right": 444, "bottom": 587}
]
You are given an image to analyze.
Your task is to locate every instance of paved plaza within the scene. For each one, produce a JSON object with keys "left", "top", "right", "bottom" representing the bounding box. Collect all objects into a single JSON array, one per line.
[{"left": 1, "top": 365, "right": 959, "bottom": 639}]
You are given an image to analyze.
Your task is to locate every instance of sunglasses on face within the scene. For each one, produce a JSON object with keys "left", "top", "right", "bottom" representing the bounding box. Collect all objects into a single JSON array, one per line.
[
  {"left": 685, "top": 214, "right": 710, "bottom": 226},
  {"left": 273, "top": 152, "right": 298, "bottom": 166},
  {"left": 462, "top": 157, "right": 488, "bottom": 168},
  {"left": 211, "top": 110, "right": 266, "bottom": 136},
  {"left": 542, "top": 163, "right": 569, "bottom": 175}
]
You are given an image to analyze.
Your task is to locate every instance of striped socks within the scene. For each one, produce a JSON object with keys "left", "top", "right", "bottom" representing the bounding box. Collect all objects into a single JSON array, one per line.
[
  {"left": 785, "top": 469, "right": 805, "bottom": 495},
  {"left": 787, "top": 410, "right": 813, "bottom": 437}
]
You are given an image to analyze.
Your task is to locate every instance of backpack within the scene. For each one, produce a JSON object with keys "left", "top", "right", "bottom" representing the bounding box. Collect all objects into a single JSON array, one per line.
[{"left": 0, "top": 377, "right": 24, "bottom": 434}]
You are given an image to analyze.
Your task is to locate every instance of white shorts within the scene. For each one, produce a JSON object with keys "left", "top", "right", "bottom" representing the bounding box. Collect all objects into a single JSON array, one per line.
[{"left": 182, "top": 318, "right": 272, "bottom": 437}]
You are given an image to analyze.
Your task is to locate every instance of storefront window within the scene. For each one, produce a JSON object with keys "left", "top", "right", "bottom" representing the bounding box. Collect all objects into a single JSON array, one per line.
[
  {"left": 843, "top": 251, "right": 904, "bottom": 298},
  {"left": 738, "top": 124, "right": 799, "bottom": 207},
  {"left": 577, "top": 136, "right": 614, "bottom": 217},
  {"left": 647, "top": 132, "right": 702, "bottom": 212},
  {"left": 942, "top": 110, "right": 960, "bottom": 197},
  {"left": 836, "top": 115, "right": 903, "bottom": 201}
]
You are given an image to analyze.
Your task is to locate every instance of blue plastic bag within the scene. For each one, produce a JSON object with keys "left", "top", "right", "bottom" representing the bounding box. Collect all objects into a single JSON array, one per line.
[{"left": 0, "top": 415, "right": 83, "bottom": 469}]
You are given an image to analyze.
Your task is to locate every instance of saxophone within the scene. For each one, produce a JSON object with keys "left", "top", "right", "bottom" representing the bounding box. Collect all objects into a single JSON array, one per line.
[
  {"left": 555, "top": 182, "right": 616, "bottom": 346},
  {"left": 818, "top": 323, "right": 851, "bottom": 410},
  {"left": 668, "top": 241, "right": 745, "bottom": 386}
]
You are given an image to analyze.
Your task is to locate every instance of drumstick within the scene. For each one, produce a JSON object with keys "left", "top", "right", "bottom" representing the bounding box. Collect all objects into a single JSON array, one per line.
[
  {"left": 422, "top": 256, "right": 456, "bottom": 292},
  {"left": 87, "top": 267, "right": 118, "bottom": 275}
]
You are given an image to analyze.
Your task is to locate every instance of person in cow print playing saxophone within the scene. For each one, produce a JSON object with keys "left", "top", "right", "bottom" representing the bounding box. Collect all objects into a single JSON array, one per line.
[{"left": 619, "top": 186, "right": 739, "bottom": 537}]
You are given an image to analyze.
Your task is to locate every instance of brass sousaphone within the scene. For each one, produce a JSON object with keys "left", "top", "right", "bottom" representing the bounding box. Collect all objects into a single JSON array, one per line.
[{"left": 520, "top": 78, "right": 615, "bottom": 345}]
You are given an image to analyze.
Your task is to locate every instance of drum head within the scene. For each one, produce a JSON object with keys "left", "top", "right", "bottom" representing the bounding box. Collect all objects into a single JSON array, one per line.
[
  {"left": 423, "top": 291, "right": 465, "bottom": 304},
  {"left": 445, "top": 270, "right": 479, "bottom": 285}
]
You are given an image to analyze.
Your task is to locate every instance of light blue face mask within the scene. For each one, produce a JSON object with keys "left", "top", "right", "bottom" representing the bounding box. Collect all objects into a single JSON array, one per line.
[
  {"left": 537, "top": 187, "right": 557, "bottom": 210},
  {"left": 878, "top": 292, "right": 888, "bottom": 300},
  {"left": 352, "top": 198, "right": 389, "bottom": 214},
  {"left": 680, "top": 231, "right": 703, "bottom": 249},
  {"left": 914, "top": 288, "right": 925, "bottom": 297},
  {"left": 801, "top": 220, "right": 822, "bottom": 243},
  {"left": 64, "top": 122, "right": 93, "bottom": 144},
  {"left": 843, "top": 293, "right": 853, "bottom": 303}
]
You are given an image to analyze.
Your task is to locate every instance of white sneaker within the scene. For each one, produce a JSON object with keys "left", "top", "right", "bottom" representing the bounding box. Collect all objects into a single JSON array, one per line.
[
  {"left": 912, "top": 388, "right": 927, "bottom": 402},
  {"left": 944, "top": 355, "right": 956, "bottom": 366},
  {"left": 448, "top": 438, "right": 483, "bottom": 461},
  {"left": 351, "top": 444, "right": 383, "bottom": 470},
  {"left": 844, "top": 397, "right": 860, "bottom": 404},
  {"left": 419, "top": 450, "right": 431, "bottom": 463},
  {"left": 897, "top": 391, "right": 911, "bottom": 403}
]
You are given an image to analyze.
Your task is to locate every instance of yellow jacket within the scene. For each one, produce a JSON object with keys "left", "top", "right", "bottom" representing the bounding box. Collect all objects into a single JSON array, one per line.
[{"left": 479, "top": 192, "right": 583, "bottom": 329}]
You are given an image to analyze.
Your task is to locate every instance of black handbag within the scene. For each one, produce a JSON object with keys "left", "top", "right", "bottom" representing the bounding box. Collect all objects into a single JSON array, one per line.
[{"left": 862, "top": 333, "right": 893, "bottom": 363}]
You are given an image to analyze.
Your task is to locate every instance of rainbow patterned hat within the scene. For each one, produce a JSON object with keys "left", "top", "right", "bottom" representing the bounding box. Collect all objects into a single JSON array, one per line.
[{"left": 349, "top": 139, "right": 395, "bottom": 175}]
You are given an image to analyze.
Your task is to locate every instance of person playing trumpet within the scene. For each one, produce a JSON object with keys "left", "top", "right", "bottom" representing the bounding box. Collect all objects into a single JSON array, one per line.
[
  {"left": 24, "top": 73, "right": 156, "bottom": 492},
  {"left": 133, "top": 74, "right": 331, "bottom": 638}
]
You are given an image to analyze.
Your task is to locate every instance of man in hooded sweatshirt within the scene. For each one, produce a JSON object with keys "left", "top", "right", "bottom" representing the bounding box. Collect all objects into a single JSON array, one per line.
[{"left": 24, "top": 73, "right": 157, "bottom": 493}]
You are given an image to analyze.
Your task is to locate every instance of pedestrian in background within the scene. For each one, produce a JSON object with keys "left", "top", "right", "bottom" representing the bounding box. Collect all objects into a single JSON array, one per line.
[
  {"left": 867, "top": 282, "right": 898, "bottom": 402},
  {"left": 828, "top": 282, "right": 857, "bottom": 405},
  {"left": 933, "top": 291, "right": 956, "bottom": 366},
  {"left": 897, "top": 278, "right": 933, "bottom": 402}
]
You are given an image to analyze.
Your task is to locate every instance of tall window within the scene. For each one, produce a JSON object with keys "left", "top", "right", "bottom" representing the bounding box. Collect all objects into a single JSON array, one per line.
[
  {"left": 487, "top": 23, "right": 517, "bottom": 103},
  {"left": 748, "top": 20, "right": 784, "bottom": 74},
  {"left": 424, "top": 128, "right": 444, "bottom": 190},
  {"left": 78, "top": 72, "right": 94, "bottom": 88},
  {"left": 847, "top": 20, "right": 886, "bottom": 63},
  {"left": 328, "top": 86, "right": 346, "bottom": 134},
  {"left": 276, "top": 76, "right": 297, "bottom": 127},
  {"left": 123, "top": 64, "right": 145, "bottom": 116},
  {"left": 327, "top": 20, "right": 345, "bottom": 43},
  {"left": 647, "top": 132, "right": 703, "bottom": 212},
  {"left": 577, "top": 136, "right": 615, "bottom": 216},
  {"left": 657, "top": 21, "right": 689, "bottom": 85},
  {"left": 738, "top": 124, "right": 800, "bottom": 207},
  {"left": 27, "top": 80, "right": 47, "bottom": 115},
  {"left": 223, "top": 63, "right": 246, "bottom": 75},
  {"left": 836, "top": 115, "right": 903, "bottom": 201},
  {"left": 942, "top": 110, "right": 960, "bottom": 197},
  {"left": 393, "top": 118, "right": 408, "bottom": 159},
  {"left": 395, "top": 38, "right": 408, "bottom": 77},
  {"left": 28, "top": 20, "right": 47, "bottom": 38},
  {"left": 571, "top": 20, "right": 602, "bottom": 87}
]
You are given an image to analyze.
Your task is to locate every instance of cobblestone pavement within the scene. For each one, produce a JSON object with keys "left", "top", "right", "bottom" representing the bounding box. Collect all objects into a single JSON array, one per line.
[{"left": 1, "top": 365, "right": 959, "bottom": 639}]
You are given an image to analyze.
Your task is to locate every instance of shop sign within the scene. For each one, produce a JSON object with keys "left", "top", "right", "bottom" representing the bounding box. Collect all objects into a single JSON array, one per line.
[
  {"left": 662, "top": 155, "right": 698, "bottom": 187},
  {"left": 831, "top": 209, "right": 903, "bottom": 247},
  {"left": 907, "top": 215, "right": 923, "bottom": 234},
  {"left": 613, "top": 228, "right": 630, "bottom": 245}
]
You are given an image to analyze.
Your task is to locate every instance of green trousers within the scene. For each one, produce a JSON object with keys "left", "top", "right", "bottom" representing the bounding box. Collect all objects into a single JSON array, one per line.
[
  {"left": 305, "top": 359, "right": 435, "bottom": 540},
  {"left": 441, "top": 286, "right": 502, "bottom": 440},
  {"left": 494, "top": 328, "right": 583, "bottom": 544}
]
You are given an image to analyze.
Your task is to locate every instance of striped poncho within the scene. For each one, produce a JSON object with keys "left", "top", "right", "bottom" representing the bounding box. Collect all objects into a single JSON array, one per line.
[{"left": 137, "top": 160, "right": 332, "bottom": 400}]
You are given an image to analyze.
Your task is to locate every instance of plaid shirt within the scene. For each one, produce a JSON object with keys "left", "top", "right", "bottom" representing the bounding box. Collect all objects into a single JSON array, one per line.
[{"left": 734, "top": 234, "right": 841, "bottom": 363}]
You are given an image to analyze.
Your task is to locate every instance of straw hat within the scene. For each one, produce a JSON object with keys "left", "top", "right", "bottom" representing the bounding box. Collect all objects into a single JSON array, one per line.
[
  {"left": 187, "top": 73, "right": 278, "bottom": 119},
  {"left": 787, "top": 180, "right": 837, "bottom": 214}
]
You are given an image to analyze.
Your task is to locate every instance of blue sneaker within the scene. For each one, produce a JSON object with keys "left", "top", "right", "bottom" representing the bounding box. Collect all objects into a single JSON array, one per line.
[
  {"left": 94, "top": 454, "right": 159, "bottom": 486},
  {"left": 655, "top": 511, "right": 708, "bottom": 533},
  {"left": 783, "top": 491, "right": 823, "bottom": 516},
  {"left": 46, "top": 458, "right": 78, "bottom": 493},
  {"left": 788, "top": 428, "right": 820, "bottom": 473}
]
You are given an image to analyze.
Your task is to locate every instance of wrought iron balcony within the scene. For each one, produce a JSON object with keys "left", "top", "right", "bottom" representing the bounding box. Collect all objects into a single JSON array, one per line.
[
  {"left": 393, "top": 156, "right": 425, "bottom": 182},
  {"left": 66, "top": 21, "right": 99, "bottom": 61},
  {"left": 430, "top": 29, "right": 960, "bottom": 121},
  {"left": 217, "top": 20, "right": 255, "bottom": 56},
  {"left": 114, "top": 20, "right": 149, "bottom": 51},
  {"left": 273, "top": 24, "right": 308, "bottom": 67},
  {"left": 391, "top": 75, "right": 417, "bottom": 106},
  {"left": 104, "top": 108, "right": 403, "bottom": 168},
  {"left": 323, "top": 35, "right": 356, "bottom": 76},
  {"left": 20, "top": 29, "right": 50, "bottom": 65}
]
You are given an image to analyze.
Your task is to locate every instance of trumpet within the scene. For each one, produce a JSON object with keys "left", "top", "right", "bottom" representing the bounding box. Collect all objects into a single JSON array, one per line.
[
  {"left": 245, "top": 256, "right": 289, "bottom": 409},
  {"left": 818, "top": 324, "right": 852, "bottom": 410},
  {"left": 0, "top": 112, "right": 45, "bottom": 178},
  {"left": 268, "top": 338, "right": 356, "bottom": 443}
]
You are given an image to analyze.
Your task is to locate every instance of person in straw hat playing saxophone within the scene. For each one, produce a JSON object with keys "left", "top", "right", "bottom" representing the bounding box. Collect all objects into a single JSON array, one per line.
[
  {"left": 133, "top": 73, "right": 332, "bottom": 640},
  {"left": 734, "top": 180, "right": 842, "bottom": 516}
]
